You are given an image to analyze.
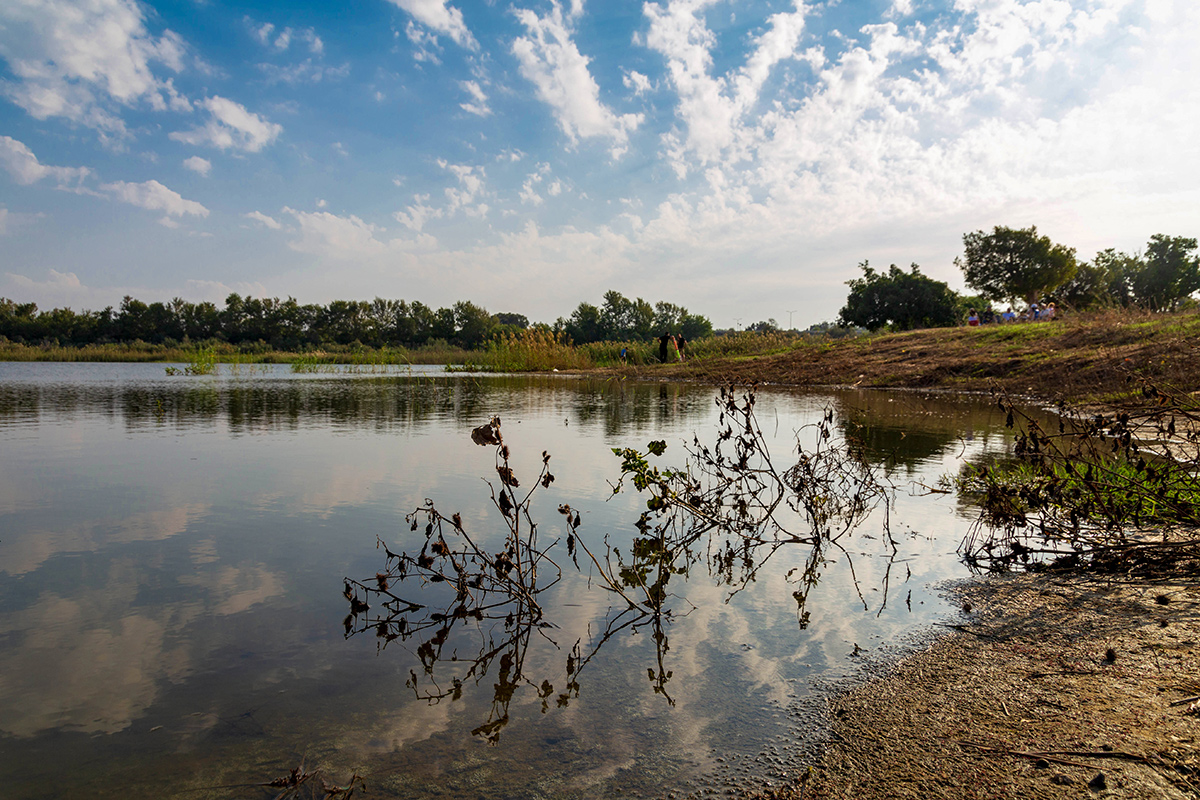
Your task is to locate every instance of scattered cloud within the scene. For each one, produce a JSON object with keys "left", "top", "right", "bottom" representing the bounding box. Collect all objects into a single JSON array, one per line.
[
  {"left": 388, "top": 0, "right": 478, "bottom": 51},
  {"left": 243, "top": 210, "right": 282, "bottom": 229},
  {"left": 0, "top": 0, "right": 190, "bottom": 143},
  {"left": 0, "top": 137, "right": 91, "bottom": 188},
  {"left": 249, "top": 19, "right": 323, "bottom": 54},
  {"left": 5, "top": 268, "right": 84, "bottom": 292},
  {"left": 182, "top": 156, "right": 211, "bottom": 176},
  {"left": 439, "top": 160, "right": 488, "bottom": 217},
  {"left": 258, "top": 60, "right": 350, "bottom": 85},
  {"left": 511, "top": 2, "right": 642, "bottom": 157},
  {"left": 644, "top": 0, "right": 808, "bottom": 172},
  {"left": 518, "top": 163, "right": 551, "bottom": 205},
  {"left": 393, "top": 195, "right": 440, "bottom": 232},
  {"left": 459, "top": 80, "right": 491, "bottom": 116},
  {"left": 284, "top": 207, "right": 435, "bottom": 259},
  {"left": 404, "top": 21, "right": 443, "bottom": 64},
  {"left": 623, "top": 69, "right": 653, "bottom": 96},
  {"left": 170, "top": 96, "right": 282, "bottom": 152},
  {"left": 101, "top": 180, "right": 209, "bottom": 218}
]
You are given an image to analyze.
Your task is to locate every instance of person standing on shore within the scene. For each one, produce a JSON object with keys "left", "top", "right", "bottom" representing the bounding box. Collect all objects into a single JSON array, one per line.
[
  {"left": 658, "top": 332, "right": 670, "bottom": 363},
  {"left": 677, "top": 336, "right": 687, "bottom": 361}
]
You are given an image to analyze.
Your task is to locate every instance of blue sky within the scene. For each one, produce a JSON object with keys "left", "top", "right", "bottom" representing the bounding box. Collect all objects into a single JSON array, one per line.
[{"left": 1, "top": 0, "right": 1197, "bottom": 330}]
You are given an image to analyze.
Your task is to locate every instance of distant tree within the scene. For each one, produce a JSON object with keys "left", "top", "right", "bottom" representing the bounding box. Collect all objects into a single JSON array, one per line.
[
  {"left": 495, "top": 312, "right": 529, "bottom": 328},
  {"left": 838, "top": 262, "right": 961, "bottom": 331},
  {"left": 1052, "top": 248, "right": 1140, "bottom": 310},
  {"left": 680, "top": 312, "right": 712, "bottom": 340},
  {"left": 430, "top": 306, "right": 457, "bottom": 343},
  {"left": 453, "top": 301, "right": 496, "bottom": 348},
  {"left": 1129, "top": 234, "right": 1200, "bottom": 310},
  {"left": 116, "top": 296, "right": 153, "bottom": 342},
  {"left": 599, "top": 290, "right": 654, "bottom": 341},
  {"left": 746, "top": 319, "right": 780, "bottom": 333},
  {"left": 956, "top": 225, "right": 1077, "bottom": 304},
  {"left": 560, "top": 302, "right": 603, "bottom": 344}
]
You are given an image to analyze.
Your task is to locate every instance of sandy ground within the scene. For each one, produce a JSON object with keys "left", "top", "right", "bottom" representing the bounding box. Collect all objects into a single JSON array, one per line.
[{"left": 751, "top": 575, "right": 1200, "bottom": 800}]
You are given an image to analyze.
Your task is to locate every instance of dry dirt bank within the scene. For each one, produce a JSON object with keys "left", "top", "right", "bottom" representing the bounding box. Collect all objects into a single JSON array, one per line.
[
  {"left": 623, "top": 310, "right": 1200, "bottom": 406},
  {"left": 754, "top": 576, "right": 1200, "bottom": 800}
]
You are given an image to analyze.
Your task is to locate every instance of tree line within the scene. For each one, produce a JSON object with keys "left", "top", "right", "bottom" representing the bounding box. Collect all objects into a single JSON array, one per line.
[
  {"left": 839, "top": 227, "right": 1200, "bottom": 331},
  {"left": 0, "top": 290, "right": 712, "bottom": 350}
]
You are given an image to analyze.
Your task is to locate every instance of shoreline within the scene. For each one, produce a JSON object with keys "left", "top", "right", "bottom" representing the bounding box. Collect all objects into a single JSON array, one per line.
[{"left": 752, "top": 574, "right": 1200, "bottom": 800}]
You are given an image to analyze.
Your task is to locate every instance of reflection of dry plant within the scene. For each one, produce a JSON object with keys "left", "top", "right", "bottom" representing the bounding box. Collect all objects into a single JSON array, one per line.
[
  {"left": 344, "top": 386, "right": 898, "bottom": 741},
  {"left": 609, "top": 386, "right": 895, "bottom": 625},
  {"left": 960, "top": 379, "right": 1200, "bottom": 576},
  {"left": 261, "top": 761, "right": 365, "bottom": 800}
]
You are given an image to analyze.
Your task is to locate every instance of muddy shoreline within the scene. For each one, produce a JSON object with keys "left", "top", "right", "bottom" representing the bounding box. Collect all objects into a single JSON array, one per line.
[{"left": 743, "top": 575, "right": 1200, "bottom": 800}]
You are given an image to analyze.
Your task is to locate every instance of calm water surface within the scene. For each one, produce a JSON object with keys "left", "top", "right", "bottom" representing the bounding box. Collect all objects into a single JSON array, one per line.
[{"left": 0, "top": 363, "right": 1010, "bottom": 798}]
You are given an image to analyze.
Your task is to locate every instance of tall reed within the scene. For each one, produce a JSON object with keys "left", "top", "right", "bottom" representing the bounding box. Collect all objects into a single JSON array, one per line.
[{"left": 463, "top": 329, "right": 596, "bottom": 371}]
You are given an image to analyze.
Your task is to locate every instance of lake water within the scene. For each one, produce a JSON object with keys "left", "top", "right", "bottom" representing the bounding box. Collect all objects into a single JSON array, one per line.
[{"left": 0, "top": 363, "right": 1011, "bottom": 799}]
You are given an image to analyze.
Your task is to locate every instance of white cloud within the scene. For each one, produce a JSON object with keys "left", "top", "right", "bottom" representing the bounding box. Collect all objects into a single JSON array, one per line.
[
  {"left": 243, "top": 210, "right": 281, "bottom": 230},
  {"left": 258, "top": 60, "right": 350, "bottom": 85},
  {"left": 394, "top": 195, "right": 441, "bottom": 232},
  {"left": 5, "top": 268, "right": 83, "bottom": 292},
  {"left": 284, "top": 207, "right": 387, "bottom": 258},
  {"left": 0, "top": 0, "right": 189, "bottom": 143},
  {"left": 511, "top": 2, "right": 642, "bottom": 157},
  {"left": 644, "top": 0, "right": 808, "bottom": 171},
  {"left": 248, "top": 18, "right": 322, "bottom": 54},
  {"left": 101, "top": 180, "right": 209, "bottom": 218},
  {"left": 252, "top": 21, "right": 276, "bottom": 46},
  {"left": 284, "top": 207, "right": 435, "bottom": 259},
  {"left": 170, "top": 96, "right": 282, "bottom": 152},
  {"left": 404, "top": 21, "right": 443, "bottom": 64},
  {"left": 623, "top": 70, "right": 653, "bottom": 96},
  {"left": 394, "top": 160, "right": 490, "bottom": 231},
  {"left": 438, "top": 160, "right": 488, "bottom": 217},
  {"left": 519, "top": 176, "right": 543, "bottom": 206},
  {"left": 0, "top": 136, "right": 91, "bottom": 187},
  {"left": 182, "top": 156, "right": 211, "bottom": 176},
  {"left": 519, "top": 162, "right": 552, "bottom": 205},
  {"left": 388, "top": 0, "right": 478, "bottom": 50},
  {"left": 459, "top": 80, "right": 491, "bottom": 116},
  {"left": 303, "top": 30, "right": 324, "bottom": 55}
]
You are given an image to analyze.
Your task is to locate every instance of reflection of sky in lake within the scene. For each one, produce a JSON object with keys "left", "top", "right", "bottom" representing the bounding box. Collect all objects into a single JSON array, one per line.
[{"left": 0, "top": 364, "right": 1015, "bottom": 798}]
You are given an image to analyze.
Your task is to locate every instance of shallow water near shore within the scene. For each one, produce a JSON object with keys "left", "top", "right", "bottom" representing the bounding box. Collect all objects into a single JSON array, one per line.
[{"left": 0, "top": 363, "right": 1016, "bottom": 798}]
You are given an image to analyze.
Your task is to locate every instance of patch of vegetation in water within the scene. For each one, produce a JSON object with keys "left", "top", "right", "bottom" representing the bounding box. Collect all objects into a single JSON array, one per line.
[{"left": 958, "top": 381, "right": 1200, "bottom": 577}]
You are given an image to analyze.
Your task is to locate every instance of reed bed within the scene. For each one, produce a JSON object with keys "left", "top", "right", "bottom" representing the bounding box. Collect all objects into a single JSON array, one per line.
[{"left": 459, "top": 329, "right": 596, "bottom": 371}]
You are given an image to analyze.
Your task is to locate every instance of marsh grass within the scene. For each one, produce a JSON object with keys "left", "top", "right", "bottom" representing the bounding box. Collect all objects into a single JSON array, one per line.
[
  {"left": 0, "top": 339, "right": 466, "bottom": 366},
  {"left": 458, "top": 329, "right": 597, "bottom": 371}
]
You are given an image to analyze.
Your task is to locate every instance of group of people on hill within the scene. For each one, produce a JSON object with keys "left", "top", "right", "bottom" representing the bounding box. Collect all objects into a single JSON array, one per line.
[{"left": 966, "top": 302, "right": 1058, "bottom": 327}]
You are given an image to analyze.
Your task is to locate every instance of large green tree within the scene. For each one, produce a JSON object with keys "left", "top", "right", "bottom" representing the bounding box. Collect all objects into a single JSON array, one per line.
[
  {"left": 1129, "top": 234, "right": 1200, "bottom": 310},
  {"left": 1053, "top": 248, "right": 1139, "bottom": 310},
  {"left": 956, "top": 225, "right": 1076, "bottom": 304},
  {"left": 838, "top": 262, "right": 961, "bottom": 331}
]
